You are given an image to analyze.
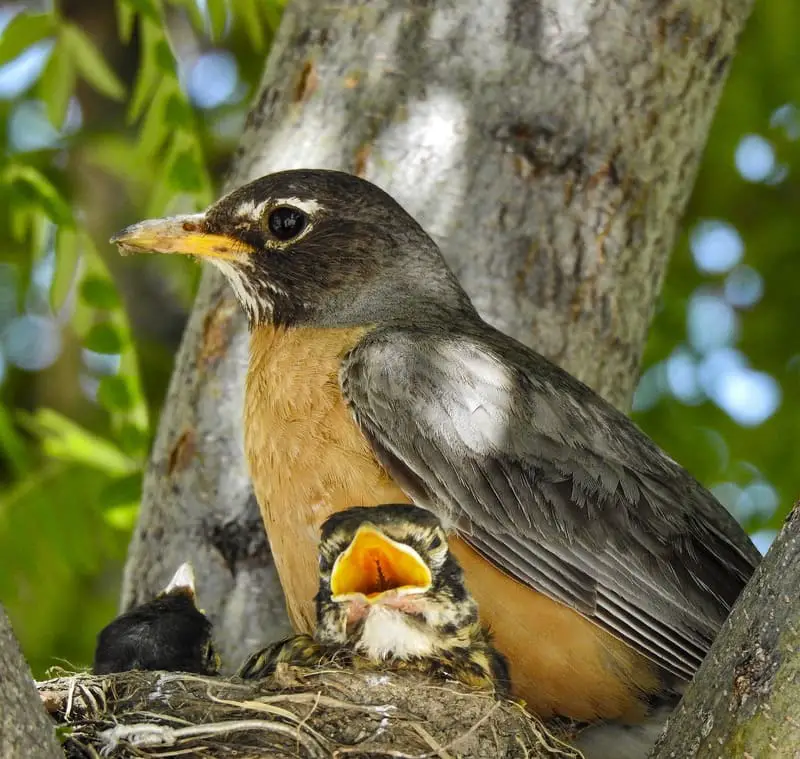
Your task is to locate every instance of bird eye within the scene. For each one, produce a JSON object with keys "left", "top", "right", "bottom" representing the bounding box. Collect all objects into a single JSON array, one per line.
[
  {"left": 430, "top": 534, "right": 443, "bottom": 550},
  {"left": 267, "top": 206, "right": 307, "bottom": 241}
]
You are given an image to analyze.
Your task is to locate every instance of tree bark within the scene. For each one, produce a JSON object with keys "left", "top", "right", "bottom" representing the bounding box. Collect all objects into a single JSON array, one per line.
[
  {"left": 652, "top": 504, "right": 800, "bottom": 759},
  {"left": 0, "top": 607, "right": 63, "bottom": 759},
  {"left": 122, "top": 0, "right": 755, "bottom": 677}
]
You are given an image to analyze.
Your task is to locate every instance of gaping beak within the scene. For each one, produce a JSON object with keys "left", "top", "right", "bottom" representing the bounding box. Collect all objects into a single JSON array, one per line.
[
  {"left": 330, "top": 525, "right": 432, "bottom": 603},
  {"left": 110, "top": 214, "right": 253, "bottom": 262},
  {"left": 162, "top": 561, "right": 197, "bottom": 600}
]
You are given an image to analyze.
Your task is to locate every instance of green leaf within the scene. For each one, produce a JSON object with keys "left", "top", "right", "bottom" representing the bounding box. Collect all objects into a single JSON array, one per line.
[
  {"left": 164, "top": 93, "right": 192, "bottom": 129},
  {"left": 55, "top": 724, "right": 74, "bottom": 743},
  {"left": 262, "top": 0, "right": 285, "bottom": 31},
  {"left": 0, "top": 12, "right": 55, "bottom": 66},
  {"left": 206, "top": 0, "right": 228, "bottom": 42},
  {"left": 168, "top": 149, "right": 205, "bottom": 192},
  {"left": 0, "top": 459, "right": 126, "bottom": 677},
  {"left": 0, "top": 404, "right": 30, "bottom": 476},
  {"left": 83, "top": 134, "right": 153, "bottom": 184},
  {"left": 98, "top": 375, "right": 134, "bottom": 412},
  {"left": 22, "top": 408, "right": 138, "bottom": 476},
  {"left": 136, "top": 80, "right": 171, "bottom": 157},
  {"left": 8, "top": 203, "right": 33, "bottom": 243},
  {"left": 62, "top": 24, "right": 126, "bottom": 101},
  {"left": 115, "top": 0, "right": 137, "bottom": 43},
  {"left": 235, "top": 0, "right": 265, "bottom": 50},
  {"left": 117, "top": 424, "right": 148, "bottom": 457},
  {"left": 128, "top": 24, "right": 161, "bottom": 122},
  {"left": 101, "top": 472, "right": 142, "bottom": 509},
  {"left": 104, "top": 503, "right": 140, "bottom": 530},
  {"left": 51, "top": 225, "right": 80, "bottom": 313},
  {"left": 120, "top": 0, "right": 163, "bottom": 21},
  {"left": 6, "top": 165, "right": 73, "bottom": 226},
  {"left": 80, "top": 276, "right": 121, "bottom": 310},
  {"left": 38, "top": 41, "right": 75, "bottom": 129},
  {"left": 85, "top": 322, "right": 124, "bottom": 354},
  {"left": 79, "top": 233, "right": 150, "bottom": 443},
  {"left": 154, "top": 38, "right": 175, "bottom": 73}
]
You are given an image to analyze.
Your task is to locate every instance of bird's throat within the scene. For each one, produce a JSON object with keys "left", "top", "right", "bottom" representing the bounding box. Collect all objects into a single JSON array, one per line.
[{"left": 243, "top": 324, "right": 411, "bottom": 633}]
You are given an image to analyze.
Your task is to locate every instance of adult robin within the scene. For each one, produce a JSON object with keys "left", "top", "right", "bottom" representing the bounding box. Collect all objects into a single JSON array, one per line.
[
  {"left": 93, "top": 562, "right": 219, "bottom": 675},
  {"left": 112, "top": 169, "right": 759, "bottom": 754},
  {"left": 239, "top": 503, "right": 510, "bottom": 695}
]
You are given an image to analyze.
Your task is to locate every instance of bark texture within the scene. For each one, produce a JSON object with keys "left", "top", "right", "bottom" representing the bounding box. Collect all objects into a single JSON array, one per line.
[
  {"left": 652, "top": 504, "right": 800, "bottom": 759},
  {"left": 0, "top": 607, "right": 63, "bottom": 759},
  {"left": 122, "top": 0, "right": 754, "bottom": 674}
]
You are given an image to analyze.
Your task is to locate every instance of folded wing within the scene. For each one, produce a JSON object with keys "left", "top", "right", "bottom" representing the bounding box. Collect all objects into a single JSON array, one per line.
[{"left": 341, "top": 324, "right": 760, "bottom": 680}]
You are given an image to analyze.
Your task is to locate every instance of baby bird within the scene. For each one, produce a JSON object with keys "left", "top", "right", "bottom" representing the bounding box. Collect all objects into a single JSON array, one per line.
[
  {"left": 239, "top": 504, "right": 509, "bottom": 695},
  {"left": 93, "top": 562, "right": 219, "bottom": 675}
]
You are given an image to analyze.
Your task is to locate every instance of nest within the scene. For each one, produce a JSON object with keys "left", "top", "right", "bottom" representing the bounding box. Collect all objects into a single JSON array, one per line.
[{"left": 37, "top": 664, "right": 583, "bottom": 758}]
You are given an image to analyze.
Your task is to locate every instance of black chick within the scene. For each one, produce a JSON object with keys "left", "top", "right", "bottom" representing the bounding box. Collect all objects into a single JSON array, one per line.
[{"left": 93, "top": 562, "right": 219, "bottom": 675}]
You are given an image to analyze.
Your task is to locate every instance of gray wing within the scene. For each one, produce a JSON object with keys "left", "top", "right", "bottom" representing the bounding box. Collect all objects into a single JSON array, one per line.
[{"left": 341, "top": 324, "right": 760, "bottom": 681}]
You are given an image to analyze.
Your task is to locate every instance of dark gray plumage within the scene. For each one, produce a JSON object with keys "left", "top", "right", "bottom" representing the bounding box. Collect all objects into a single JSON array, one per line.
[{"left": 341, "top": 323, "right": 759, "bottom": 680}]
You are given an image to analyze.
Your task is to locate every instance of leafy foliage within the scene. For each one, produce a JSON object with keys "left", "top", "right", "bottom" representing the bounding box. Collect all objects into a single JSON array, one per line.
[
  {"left": 633, "top": 2, "right": 800, "bottom": 540},
  {"left": 0, "top": 0, "right": 796, "bottom": 680},
  {"left": 0, "top": 0, "right": 283, "bottom": 676}
]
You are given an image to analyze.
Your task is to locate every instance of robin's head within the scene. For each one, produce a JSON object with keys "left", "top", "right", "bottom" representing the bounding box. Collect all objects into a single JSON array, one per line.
[
  {"left": 93, "top": 562, "right": 220, "bottom": 676},
  {"left": 111, "top": 169, "right": 475, "bottom": 328},
  {"left": 314, "top": 504, "right": 479, "bottom": 660}
]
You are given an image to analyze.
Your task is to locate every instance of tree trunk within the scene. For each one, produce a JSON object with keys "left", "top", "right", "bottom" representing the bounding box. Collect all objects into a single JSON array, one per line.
[
  {"left": 122, "top": 0, "right": 754, "bottom": 678},
  {"left": 0, "top": 607, "right": 63, "bottom": 759},
  {"left": 652, "top": 504, "right": 800, "bottom": 759}
]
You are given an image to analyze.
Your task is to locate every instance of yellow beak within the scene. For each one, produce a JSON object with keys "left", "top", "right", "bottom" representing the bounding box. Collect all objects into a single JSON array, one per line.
[
  {"left": 330, "top": 525, "right": 432, "bottom": 603},
  {"left": 110, "top": 213, "right": 254, "bottom": 262}
]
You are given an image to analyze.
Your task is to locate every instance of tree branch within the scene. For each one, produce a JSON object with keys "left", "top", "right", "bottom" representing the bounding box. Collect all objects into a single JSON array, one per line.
[
  {"left": 652, "top": 504, "right": 800, "bottom": 758},
  {"left": 0, "top": 607, "right": 63, "bottom": 759}
]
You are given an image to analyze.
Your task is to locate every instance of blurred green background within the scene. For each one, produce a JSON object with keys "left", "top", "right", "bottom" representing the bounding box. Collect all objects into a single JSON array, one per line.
[{"left": 0, "top": 1, "right": 797, "bottom": 678}]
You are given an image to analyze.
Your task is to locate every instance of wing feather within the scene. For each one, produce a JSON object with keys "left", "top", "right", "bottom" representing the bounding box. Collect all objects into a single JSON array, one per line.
[{"left": 341, "top": 324, "right": 760, "bottom": 680}]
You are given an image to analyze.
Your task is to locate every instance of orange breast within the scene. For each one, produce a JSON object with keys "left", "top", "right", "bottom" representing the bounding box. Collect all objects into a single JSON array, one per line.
[
  {"left": 244, "top": 325, "right": 408, "bottom": 632},
  {"left": 244, "top": 325, "right": 658, "bottom": 721}
]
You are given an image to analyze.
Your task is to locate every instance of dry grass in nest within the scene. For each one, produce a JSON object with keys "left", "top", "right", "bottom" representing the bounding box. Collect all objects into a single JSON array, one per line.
[{"left": 37, "top": 664, "right": 583, "bottom": 758}]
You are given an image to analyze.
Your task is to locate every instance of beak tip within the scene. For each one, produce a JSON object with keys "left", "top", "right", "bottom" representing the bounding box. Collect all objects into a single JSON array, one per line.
[
  {"left": 164, "top": 561, "right": 197, "bottom": 597},
  {"left": 110, "top": 229, "right": 156, "bottom": 256},
  {"left": 109, "top": 228, "right": 137, "bottom": 254}
]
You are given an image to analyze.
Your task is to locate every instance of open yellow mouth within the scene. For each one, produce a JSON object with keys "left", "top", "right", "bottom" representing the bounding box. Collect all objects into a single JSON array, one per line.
[{"left": 330, "top": 525, "right": 432, "bottom": 602}]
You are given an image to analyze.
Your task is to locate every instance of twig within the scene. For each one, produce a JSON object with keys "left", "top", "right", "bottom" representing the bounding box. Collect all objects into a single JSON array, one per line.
[
  {"left": 256, "top": 691, "right": 400, "bottom": 716},
  {"left": 98, "top": 719, "right": 330, "bottom": 758},
  {"left": 334, "top": 749, "right": 422, "bottom": 758},
  {"left": 205, "top": 688, "right": 331, "bottom": 748},
  {"left": 411, "top": 723, "right": 453, "bottom": 759},
  {"left": 295, "top": 690, "right": 324, "bottom": 752},
  {"left": 429, "top": 702, "right": 500, "bottom": 756},
  {"left": 66, "top": 676, "right": 77, "bottom": 720},
  {"left": 205, "top": 691, "right": 301, "bottom": 724}
]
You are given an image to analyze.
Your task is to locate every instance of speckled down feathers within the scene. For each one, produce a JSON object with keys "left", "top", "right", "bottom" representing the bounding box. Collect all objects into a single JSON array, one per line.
[{"left": 240, "top": 504, "right": 510, "bottom": 695}]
